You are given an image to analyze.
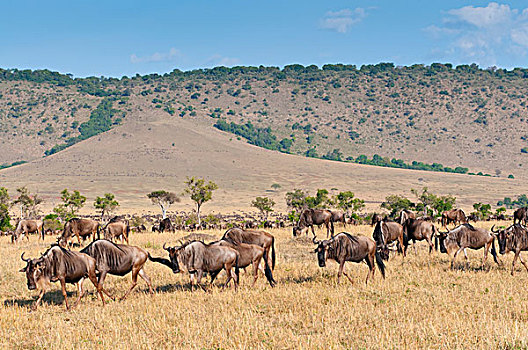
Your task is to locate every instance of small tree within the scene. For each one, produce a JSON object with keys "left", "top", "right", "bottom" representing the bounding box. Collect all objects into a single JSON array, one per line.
[
  {"left": 271, "top": 183, "right": 281, "bottom": 191},
  {"left": 285, "top": 189, "right": 307, "bottom": 211},
  {"left": 53, "top": 189, "right": 86, "bottom": 222},
  {"left": 147, "top": 190, "right": 180, "bottom": 219},
  {"left": 472, "top": 202, "right": 492, "bottom": 220},
  {"left": 183, "top": 177, "right": 218, "bottom": 226},
  {"left": 495, "top": 207, "right": 506, "bottom": 216},
  {"left": 332, "top": 191, "right": 365, "bottom": 218},
  {"left": 305, "top": 189, "right": 331, "bottom": 209},
  {"left": 0, "top": 187, "right": 12, "bottom": 231},
  {"left": 94, "top": 193, "right": 119, "bottom": 222},
  {"left": 381, "top": 195, "right": 414, "bottom": 218},
  {"left": 13, "top": 186, "right": 43, "bottom": 219},
  {"left": 252, "top": 197, "right": 275, "bottom": 220}
]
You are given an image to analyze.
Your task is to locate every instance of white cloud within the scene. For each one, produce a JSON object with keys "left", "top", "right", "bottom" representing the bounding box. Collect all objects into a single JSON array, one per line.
[
  {"left": 130, "top": 48, "right": 182, "bottom": 64},
  {"left": 426, "top": 2, "right": 528, "bottom": 66},
  {"left": 320, "top": 8, "right": 367, "bottom": 33},
  {"left": 205, "top": 54, "right": 240, "bottom": 67}
]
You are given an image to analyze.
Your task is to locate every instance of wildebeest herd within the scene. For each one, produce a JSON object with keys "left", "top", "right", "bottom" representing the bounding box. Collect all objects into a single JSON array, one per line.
[{"left": 10, "top": 206, "right": 528, "bottom": 310}]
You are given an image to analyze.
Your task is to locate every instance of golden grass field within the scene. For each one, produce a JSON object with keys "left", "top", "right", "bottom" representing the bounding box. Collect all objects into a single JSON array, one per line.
[{"left": 1, "top": 221, "right": 527, "bottom": 349}]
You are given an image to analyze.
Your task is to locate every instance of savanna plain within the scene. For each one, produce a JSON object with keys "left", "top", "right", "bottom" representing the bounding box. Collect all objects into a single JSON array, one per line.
[{"left": 0, "top": 221, "right": 527, "bottom": 349}]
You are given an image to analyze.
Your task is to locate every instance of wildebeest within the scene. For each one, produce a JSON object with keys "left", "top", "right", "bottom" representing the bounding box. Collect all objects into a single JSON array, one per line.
[
  {"left": 221, "top": 227, "right": 276, "bottom": 270},
  {"left": 210, "top": 240, "right": 275, "bottom": 287},
  {"left": 104, "top": 220, "right": 130, "bottom": 244},
  {"left": 59, "top": 218, "right": 100, "bottom": 247},
  {"left": 163, "top": 241, "right": 240, "bottom": 290},
  {"left": 158, "top": 218, "right": 175, "bottom": 233},
  {"left": 330, "top": 210, "right": 347, "bottom": 228},
  {"left": 493, "top": 224, "right": 528, "bottom": 275},
  {"left": 399, "top": 209, "right": 416, "bottom": 225},
  {"left": 371, "top": 213, "right": 383, "bottom": 226},
  {"left": 372, "top": 220, "right": 405, "bottom": 260},
  {"left": 401, "top": 218, "right": 436, "bottom": 254},
  {"left": 293, "top": 209, "right": 334, "bottom": 238},
  {"left": 19, "top": 245, "right": 105, "bottom": 310},
  {"left": 441, "top": 209, "right": 467, "bottom": 227},
  {"left": 513, "top": 208, "right": 527, "bottom": 225},
  {"left": 438, "top": 224, "right": 499, "bottom": 268},
  {"left": 13, "top": 219, "right": 44, "bottom": 243},
  {"left": 80, "top": 240, "right": 154, "bottom": 300},
  {"left": 313, "top": 232, "right": 385, "bottom": 284}
]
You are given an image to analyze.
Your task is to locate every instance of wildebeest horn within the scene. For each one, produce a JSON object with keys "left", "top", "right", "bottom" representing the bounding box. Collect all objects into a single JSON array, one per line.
[
  {"left": 312, "top": 236, "right": 320, "bottom": 245},
  {"left": 490, "top": 225, "right": 499, "bottom": 233},
  {"left": 20, "top": 252, "right": 29, "bottom": 262},
  {"left": 163, "top": 243, "right": 170, "bottom": 251}
]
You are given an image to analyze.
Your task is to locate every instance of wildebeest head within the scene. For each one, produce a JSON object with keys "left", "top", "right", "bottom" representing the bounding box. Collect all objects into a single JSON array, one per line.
[
  {"left": 313, "top": 237, "right": 331, "bottom": 267},
  {"left": 491, "top": 225, "right": 510, "bottom": 255},
  {"left": 19, "top": 253, "right": 45, "bottom": 290},
  {"left": 162, "top": 243, "right": 181, "bottom": 273},
  {"left": 437, "top": 230, "right": 449, "bottom": 254}
]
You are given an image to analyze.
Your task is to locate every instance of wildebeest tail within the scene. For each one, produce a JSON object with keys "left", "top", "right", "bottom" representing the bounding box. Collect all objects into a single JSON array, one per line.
[
  {"left": 402, "top": 227, "right": 409, "bottom": 248},
  {"left": 491, "top": 238, "right": 499, "bottom": 264},
  {"left": 263, "top": 254, "right": 276, "bottom": 287},
  {"left": 97, "top": 224, "right": 101, "bottom": 240},
  {"left": 234, "top": 254, "right": 240, "bottom": 282},
  {"left": 375, "top": 250, "right": 386, "bottom": 279},
  {"left": 41, "top": 223, "right": 45, "bottom": 240},
  {"left": 271, "top": 237, "right": 276, "bottom": 270},
  {"left": 147, "top": 253, "right": 174, "bottom": 269},
  {"left": 433, "top": 225, "right": 439, "bottom": 251}
]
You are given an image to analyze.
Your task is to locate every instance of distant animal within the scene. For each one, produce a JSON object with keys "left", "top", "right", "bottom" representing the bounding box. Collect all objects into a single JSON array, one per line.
[
  {"left": 466, "top": 213, "right": 479, "bottom": 223},
  {"left": 104, "top": 220, "right": 130, "bottom": 244},
  {"left": 513, "top": 208, "right": 527, "bottom": 225},
  {"left": 221, "top": 227, "right": 276, "bottom": 270},
  {"left": 441, "top": 209, "right": 467, "bottom": 227},
  {"left": 13, "top": 219, "right": 44, "bottom": 243},
  {"left": 493, "top": 224, "right": 528, "bottom": 275},
  {"left": 313, "top": 232, "right": 385, "bottom": 284},
  {"left": 438, "top": 224, "right": 499, "bottom": 268},
  {"left": 399, "top": 210, "right": 416, "bottom": 225},
  {"left": 330, "top": 210, "right": 347, "bottom": 227},
  {"left": 293, "top": 209, "right": 334, "bottom": 238},
  {"left": 211, "top": 240, "right": 275, "bottom": 287},
  {"left": 19, "top": 245, "right": 105, "bottom": 310},
  {"left": 372, "top": 220, "right": 405, "bottom": 260},
  {"left": 371, "top": 213, "right": 383, "bottom": 226},
  {"left": 401, "top": 218, "right": 436, "bottom": 254},
  {"left": 59, "top": 218, "right": 100, "bottom": 247},
  {"left": 158, "top": 218, "right": 175, "bottom": 233},
  {"left": 163, "top": 241, "right": 240, "bottom": 290},
  {"left": 80, "top": 239, "right": 154, "bottom": 300}
]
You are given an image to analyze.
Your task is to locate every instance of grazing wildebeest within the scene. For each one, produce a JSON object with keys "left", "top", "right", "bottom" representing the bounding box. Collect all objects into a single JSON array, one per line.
[
  {"left": 401, "top": 218, "right": 436, "bottom": 254},
  {"left": 59, "top": 218, "right": 100, "bottom": 247},
  {"left": 13, "top": 219, "right": 44, "bottom": 243},
  {"left": 163, "top": 241, "right": 240, "bottom": 290},
  {"left": 104, "top": 221, "right": 130, "bottom": 244},
  {"left": 438, "top": 224, "right": 499, "bottom": 268},
  {"left": 313, "top": 232, "right": 385, "bottom": 284},
  {"left": 372, "top": 220, "right": 405, "bottom": 260},
  {"left": 80, "top": 240, "right": 154, "bottom": 300},
  {"left": 467, "top": 213, "right": 479, "bottom": 223},
  {"left": 330, "top": 210, "right": 347, "bottom": 228},
  {"left": 210, "top": 240, "right": 275, "bottom": 287},
  {"left": 158, "top": 218, "right": 175, "bottom": 233},
  {"left": 513, "top": 208, "right": 528, "bottom": 225},
  {"left": 19, "top": 245, "right": 105, "bottom": 310},
  {"left": 399, "top": 210, "right": 416, "bottom": 225},
  {"left": 493, "top": 224, "right": 528, "bottom": 275},
  {"left": 293, "top": 209, "right": 334, "bottom": 238},
  {"left": 222, "top": 227, "right": 276, "bottom": 270},
  {"left": 371, "top": 213, "right": 383, "bottom": 226},
  {"left": 441, "top": 209, "right": 467, "bottom": 227}
]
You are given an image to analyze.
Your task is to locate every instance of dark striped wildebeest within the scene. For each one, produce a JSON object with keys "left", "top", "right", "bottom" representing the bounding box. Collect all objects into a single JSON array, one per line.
[
  {"left": 293, "top": 209, "right": 334, "bottom": 238},
  {"left": 493, "top": 224, "right": 528, "bottom": 275},
  {"left": 19, "top": 245, "right": 105, "bottom": 310},
  {"left": 401, "top": 217, "right": 436, "bottom": 254},
  {"left": 313, "top": 232, "right": 385, "bottom": 284},
  {"left": 59, "top": 218, "right": 100, "bottom": 247},
  {"left": 80, "top": 240, "right": 154, "bottom": 300},
  {"left": 163, "top": 241, "right": 240, "bottom": 290},
  {"left": 210, "top": 240, "right": 276, "bottom": 287},
  {"left": 513, "top": 208, "right": 527, "bottom": 225},
  {"left": 221, "top": 227, "right": 276, "bottom": 270},
  {"left": 372, "top": 220, "right": 405, "bottom": 260},
  {"left": 438, "top": 224, "right": 499, "bottom": 269},
  {"left": 441, "top": 209, "right": 467, "bottom": 228}
]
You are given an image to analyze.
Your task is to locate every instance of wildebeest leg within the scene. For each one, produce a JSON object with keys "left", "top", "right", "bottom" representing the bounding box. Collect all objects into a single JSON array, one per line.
[
  {"left": 341, "top": 264, "right": 354, "bottom": 284},
  {"left": 336, "top": 261, "right": 346, "bottom": 284},
  {"left": 33, "top": 289, "right": 46, "bottom": 310},
  {"left": 310, "top": 225, "right": 316, "bottom": 237},
  {"left": 121, "top": 265, "right": 141, "bottom": 300},
  {"left": 97, "top": 271, "right": 115, "bottom": 301},
  {"left": 73, "top": 279, "right": 86, "bottom": 307},
  {"left": 426, "top": 235, "right": 434, "bottom": 254},
  {"left": 196, "top": 270, "right": 207, "bottom": 291},
  {"left": 87, "top": 269, "right": 105, "bottom": 306},
  {"left": 451, "top": 247, "right": 464, "bottom": 269},
  {"left": 482, "top": 242, "right": 490, "bottom": 265},
  {"left": 76, "top": 233, "right": 82, "bottom": 246},
  {"left": 365, "top": 253, "right": 375, "bottom": 285},
  {"left": 511, "top": 251, "right": 520, "bottom": 276},
  {"left": 413, "top": 240, "right": 417, "bottom": 255},
  {"left": 518, "top": 253, "right": 528, "bottom": 274},
  {"left": 463, "top": 249, "right": 468, "bottom": 261},
  {"left": 60, "top": 278, "right": 70, "bottom": 310},
  {"left": 138, "top": 269, "right": 154, "bottom": 294},
  {"left": 251, "top": 260, "right": 259, "bottom": 287}
]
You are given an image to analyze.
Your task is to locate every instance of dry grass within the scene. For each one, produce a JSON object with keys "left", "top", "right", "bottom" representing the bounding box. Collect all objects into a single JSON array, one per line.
[{"left": 0, "top": 221, "right": 527, "bottom": 349}]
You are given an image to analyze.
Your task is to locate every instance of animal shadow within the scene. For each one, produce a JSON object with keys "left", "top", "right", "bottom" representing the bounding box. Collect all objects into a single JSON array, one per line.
[{"left": 4, "top": 290, "right": 71, "bottom": 308}]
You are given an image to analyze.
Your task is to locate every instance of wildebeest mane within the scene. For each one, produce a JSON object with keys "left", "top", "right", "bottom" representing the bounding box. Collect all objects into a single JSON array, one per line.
[
  {"left": 372, "top": 221, "right": 384, "bottom": 246},
  {"left": 80, "top": 240, "right": 127, "bottom": 271},
  {"left": 327, "top": 232, "right": 359, "bottom": 260}
]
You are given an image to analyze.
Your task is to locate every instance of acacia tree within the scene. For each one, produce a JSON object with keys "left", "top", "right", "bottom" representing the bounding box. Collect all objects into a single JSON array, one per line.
[
  {"left": 147, "top": 190, "right": 180, "bottom": 219},
  {"left": 94, "top": 193, "right": 119, "bottom": 222},
  {"left": 251, "top": 196, "right": 275, "bottom": 220},
  {"left": 13, "top": 186, "right": 43, "bottom": 219},
  {"left": 183, "top": 177, "right": 218, "bottom": 226},
  {"left": 0, "top": 187, "right": 11, "bottom": 231},
  {"left": 332, "top": 191, "right": 365, "bottom": 218},
  {"left": 53, "top": 189, "right": 86, "bottom": 222}
]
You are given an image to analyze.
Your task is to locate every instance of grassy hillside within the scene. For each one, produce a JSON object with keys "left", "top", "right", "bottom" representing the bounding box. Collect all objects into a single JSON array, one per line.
[{"left": 1, "top": 64, "right": 528, "bottom": 177}]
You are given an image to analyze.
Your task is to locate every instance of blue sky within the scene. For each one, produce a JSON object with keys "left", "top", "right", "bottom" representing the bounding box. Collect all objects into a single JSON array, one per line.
[{"left": 2, "top": 1, "right": 528, "bottom": 77}]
